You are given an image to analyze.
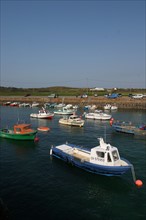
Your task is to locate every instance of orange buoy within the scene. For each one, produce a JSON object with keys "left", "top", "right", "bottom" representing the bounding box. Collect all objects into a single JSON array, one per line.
[
  {"left": 37, "top": 126, "right": 50, "bottom": 132},
  {"left": 135, "top": 179, "right": 143, "bottom": 187}
]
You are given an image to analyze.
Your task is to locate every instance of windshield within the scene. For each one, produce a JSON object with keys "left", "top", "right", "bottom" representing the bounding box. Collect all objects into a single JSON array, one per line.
[{"left": 112, "top": 150, "right": 119, "bottom": 161}]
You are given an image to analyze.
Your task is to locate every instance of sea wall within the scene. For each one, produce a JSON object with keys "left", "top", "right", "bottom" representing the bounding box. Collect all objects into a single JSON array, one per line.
[{"left": 0, "top": 96, "right": 146, "bottom": 110}]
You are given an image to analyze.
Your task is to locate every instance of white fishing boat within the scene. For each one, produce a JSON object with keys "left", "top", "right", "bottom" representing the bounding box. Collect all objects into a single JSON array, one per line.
[
  {"left": 64, "top": 104, "right": 73, "bottom": 109},
  {"left": 30, "top": 107, "right": 54, "bottom": 119},
  {"left": 50, "top": 138, "right": 132, "bottom": 176},
  {"left": 19, "top": 103, "right": 31, "bottom": 107},
  {"left": 104, "top": 104, "right": 118, "bottom": 111},
  {"left": 111, "top": 105, "right": 118, "bottom": 111},
  {"left": 3, "top": 101, "right": 11, "bottom": 106},
  {"left": 104, "top": 104, "right": 111, "bottom": 110},
  {"left": 50, "top": 137, "right": 144, "bottom": 186},
  {"left": 59, "top": 115, "right": 84, "bottom": 127},
  {"left": 54, "top": 107, "right": 75, "bottom": 115},
  {"left": 31, "top": 102, "right": 39, "bottom": 107},
  {"left": 85, "top": 112, "right": 112, "bottom": 120}
]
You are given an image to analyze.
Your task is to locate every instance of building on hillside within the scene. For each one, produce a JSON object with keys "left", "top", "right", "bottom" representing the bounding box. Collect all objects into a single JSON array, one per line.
[{"left": 90, "top": 87, "right": 105, "bottom": 91}]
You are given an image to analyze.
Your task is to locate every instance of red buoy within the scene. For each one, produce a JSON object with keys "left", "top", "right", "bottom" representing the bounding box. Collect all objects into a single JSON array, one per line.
[
  {"left": 135, "top": 179, "right": 143, "bottom": 187},
  {"left": 34, "top": 137, "right": 39, "bottom": 142},
  {"left": 110, "top": 118, "right": 114, "bottom": 126}
]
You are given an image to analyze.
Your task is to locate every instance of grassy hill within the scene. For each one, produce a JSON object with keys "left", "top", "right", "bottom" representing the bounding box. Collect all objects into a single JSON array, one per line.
[{"left": 0, "top": 86, "right": 145, "bottom": 96}]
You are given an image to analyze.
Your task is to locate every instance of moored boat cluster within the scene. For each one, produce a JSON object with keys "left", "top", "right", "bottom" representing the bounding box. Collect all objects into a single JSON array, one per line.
[{"left": 0, "top": 103, "right": 145, "bottom": 187}]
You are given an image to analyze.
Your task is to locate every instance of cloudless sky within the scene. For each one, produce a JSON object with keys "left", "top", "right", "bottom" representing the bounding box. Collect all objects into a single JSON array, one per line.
[{"left": 1, "top": 0, "right": 145, "bottom": 88}]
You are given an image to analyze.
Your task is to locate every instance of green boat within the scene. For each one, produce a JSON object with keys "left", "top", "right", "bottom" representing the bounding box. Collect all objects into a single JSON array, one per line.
[{"left": 0, "top": 124, "right": 38, "bottom": 141}]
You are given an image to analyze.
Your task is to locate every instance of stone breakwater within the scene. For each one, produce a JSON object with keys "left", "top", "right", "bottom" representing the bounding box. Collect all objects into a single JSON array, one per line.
[{"left": 0, "top": 96, "right": 146, "bottom": 110}]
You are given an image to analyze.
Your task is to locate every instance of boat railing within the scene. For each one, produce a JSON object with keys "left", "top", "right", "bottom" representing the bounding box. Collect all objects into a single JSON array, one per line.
[
  {"left": 2, "top": 128, "right": 9, "bottom": 133},
  {"left": 114, "top": 121, "right": 133, "bottom": 126}
]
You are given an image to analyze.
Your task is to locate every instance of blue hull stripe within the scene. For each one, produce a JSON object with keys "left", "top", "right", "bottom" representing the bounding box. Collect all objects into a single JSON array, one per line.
[{"left": 52, "top": 148, "right": 131, "bottom": 176}]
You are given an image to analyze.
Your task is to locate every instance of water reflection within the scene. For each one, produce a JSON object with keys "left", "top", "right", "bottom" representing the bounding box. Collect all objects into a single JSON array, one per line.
[{"left": 3, "top": 139, "right": 38, "bottom": 156}]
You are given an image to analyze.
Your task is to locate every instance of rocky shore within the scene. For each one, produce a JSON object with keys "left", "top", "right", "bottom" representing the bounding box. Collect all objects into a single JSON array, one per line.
[{"left": 0, "top": 96, "right": 146, "bottom": 110}]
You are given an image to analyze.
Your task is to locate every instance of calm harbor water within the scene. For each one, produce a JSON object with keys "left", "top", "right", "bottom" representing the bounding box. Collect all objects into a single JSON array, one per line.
[{"left": 0, "top": 106, "right": 146, "bottom": 220}]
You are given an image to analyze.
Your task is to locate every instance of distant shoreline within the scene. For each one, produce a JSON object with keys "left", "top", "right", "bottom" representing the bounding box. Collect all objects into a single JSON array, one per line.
[{"left": 0, "top": 96, "right": 146, "bottom": 110}]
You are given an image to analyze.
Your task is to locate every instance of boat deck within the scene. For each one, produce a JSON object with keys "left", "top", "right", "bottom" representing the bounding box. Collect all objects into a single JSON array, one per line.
[
  {"left": 114, "top": 124, "right": 146, "bottom": 136},
  {"left": 56, "top": 144, "right": 90, "bottom": 161},
  {"left": 71, "top": 149, "right": 90, "bottom": 162}
]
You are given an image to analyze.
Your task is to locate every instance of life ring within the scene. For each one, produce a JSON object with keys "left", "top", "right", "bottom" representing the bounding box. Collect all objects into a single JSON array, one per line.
[{"left": 37, "top": 126, "right": 50, "bottom": 132}]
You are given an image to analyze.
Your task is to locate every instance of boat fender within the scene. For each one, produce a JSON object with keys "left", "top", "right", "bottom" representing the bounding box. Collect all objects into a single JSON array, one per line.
[{"left": 110, "top": 118, "right": 114, "bottom": 126}]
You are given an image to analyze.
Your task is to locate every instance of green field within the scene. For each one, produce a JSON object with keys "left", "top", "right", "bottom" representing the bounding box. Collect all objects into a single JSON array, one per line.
[{"left": 0, "top": 86, "right": 145, "bottom": 97}]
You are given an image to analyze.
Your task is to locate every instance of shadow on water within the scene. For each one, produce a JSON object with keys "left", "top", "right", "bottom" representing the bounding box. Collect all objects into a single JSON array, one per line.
[
  {"left": 0, "top": 198, "right": 9, "bottom": 220},
  {"left": 51, "top": 156, "right": 132, "bottom": 193},
  {"left": 0, "top": 138, "right": 38, "bottom": 156},
  {"left": 0, "top": 107, "right": 146, "bottom": 220}
]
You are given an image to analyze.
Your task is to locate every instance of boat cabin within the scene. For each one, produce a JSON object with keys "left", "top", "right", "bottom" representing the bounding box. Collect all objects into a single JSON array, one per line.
[
  {"left": 90, "top": 138, "right": 120, "bottom": 166},
  {"left": 14, "top": 124, "right": 34, "bottom": 134},
  {"left": 69, "top": 115, "right": 82, "bottom": 120}
]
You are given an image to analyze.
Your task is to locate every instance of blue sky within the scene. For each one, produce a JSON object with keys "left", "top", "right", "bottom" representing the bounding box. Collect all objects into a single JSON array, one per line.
[{"left": 1, "top": 0, "right": 145, "bottom": 89}]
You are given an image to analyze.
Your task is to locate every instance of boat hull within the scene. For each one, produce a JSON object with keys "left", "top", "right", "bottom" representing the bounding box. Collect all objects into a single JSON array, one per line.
[
  {"left": 112, "top": 125, "right": 135, "bottom": 134},
  {"left": 85, "top": 113, "right": 111, "bottom": 120},
  {"left": 112, "top": 124, "right": 146, "bottom": 136},
  {"left": 59, "top": 119, "right": 84, "bottom": 127},
  {"left": 30, "top": 113, "right": 54, "bottom": 119},
  {"left": 0, "top": 131, "right": 37, "bottom": 140},
  {"left": 51, "top": 148, "right": 131, "bottom": 176}
]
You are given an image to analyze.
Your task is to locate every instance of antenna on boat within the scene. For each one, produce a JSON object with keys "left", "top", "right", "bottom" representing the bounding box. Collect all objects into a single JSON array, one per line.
[
  {"left": 17, "top": 109, "right": 20, "bottom": 124},
  {"left": 104, "top": 125, "right": 107, "bottom": 142}
]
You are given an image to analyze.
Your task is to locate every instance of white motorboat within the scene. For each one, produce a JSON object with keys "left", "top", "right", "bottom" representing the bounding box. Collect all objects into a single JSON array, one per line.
[
  {"left": 54, "top": 107, "right": 75, "bottom": 115},
  {"left": 104, "top": 104, "right": 111, "bottom": 110},
  {"left": 59, "top": 115, "right": 84, "bottom": 127},
  {"left": 85, "top": 112, "right": 112, "bottom": 120},
  {"left": 64, "top": 104, "right": 73, "bottom": 109},
  {"left": 30, "top": 107, "right": 54, "bottom": 119},
  {"left": 19, "top": 103, "right": 31, "bottom": 107},
  {"left": 31, "top": 102, "right": 40, "bottom": 107},
  {"left": 50, "top": 137, "right": 135, "bottom": 177},
  {"left": 111, "top": 105, "right": 118, "bottom": 111},
  {"left": 50, "top": 137, "right": 144, "bottom": 186}
]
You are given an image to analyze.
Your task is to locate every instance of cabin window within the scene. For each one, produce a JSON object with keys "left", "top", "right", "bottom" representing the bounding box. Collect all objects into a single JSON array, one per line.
[
  {"left": 107, "top": 153, "right": 112, "bottom": 162},
  {"left": 112, "top": 150, "right": 119, "bottom": 161},
  {"left": 16, "top": 128, "right": 21, "bottom": 132},
  {"left": 24, "top": 126, "right": 30, "bottom": 130},
  {"left": 96, "top": 151, "right": 105, "bottom": 158}
]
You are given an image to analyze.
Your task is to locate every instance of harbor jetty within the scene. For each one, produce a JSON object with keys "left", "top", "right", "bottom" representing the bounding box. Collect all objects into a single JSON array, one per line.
[{"left": 0, "top": 96, "right": 146, "bottom": 110}]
